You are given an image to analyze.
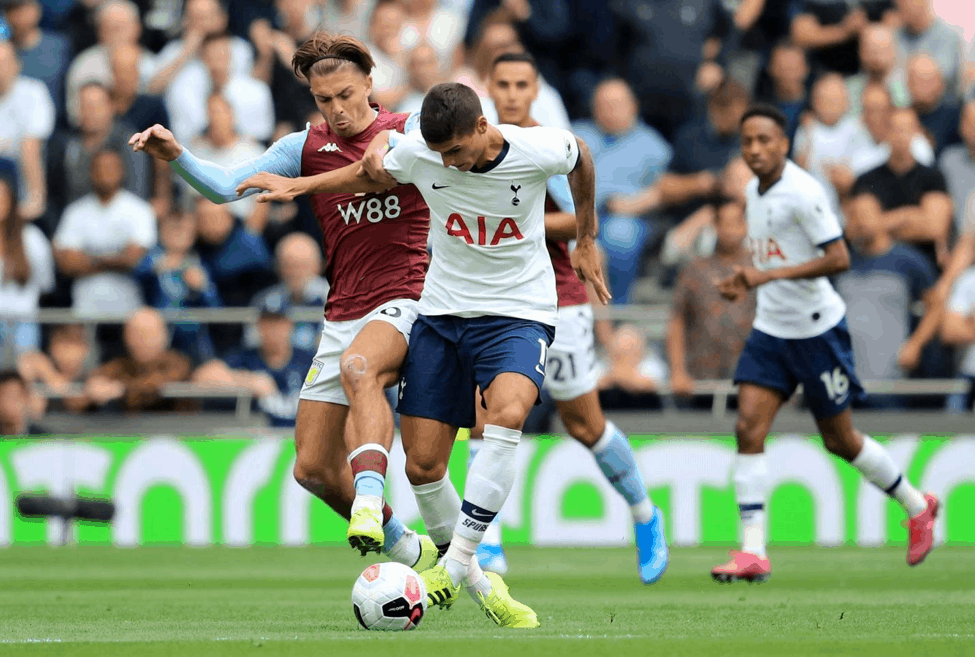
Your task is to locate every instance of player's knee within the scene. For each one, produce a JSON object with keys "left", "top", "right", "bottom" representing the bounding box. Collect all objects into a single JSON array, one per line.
[
  {"left": 483, "top": 401, "right": 530, "bottom": 431},
  {"left": 404, "top": 452, "right": 448, "bottom": 486},
  {"left": 735, "top": 413, "right": 767, "bottom": 450},
  {"left": 339, "top": 352, "right": 378, "bottom": 396}
]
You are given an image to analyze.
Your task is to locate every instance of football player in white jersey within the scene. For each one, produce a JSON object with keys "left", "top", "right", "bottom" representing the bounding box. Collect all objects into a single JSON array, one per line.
[
  {"left": 711, "top": 104, "right": 938, "bottom": 583},
  {"left": 466, "top": 52, "right": 668, "bottom": 585},
  {"left": 238, "top": 82, "right": 608, "bottom": 627}
]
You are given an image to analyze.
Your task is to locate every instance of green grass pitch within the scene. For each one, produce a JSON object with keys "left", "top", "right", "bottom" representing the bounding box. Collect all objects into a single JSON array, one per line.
[{"left": 1, "top": 545, "right": 973, "bottom": 656}]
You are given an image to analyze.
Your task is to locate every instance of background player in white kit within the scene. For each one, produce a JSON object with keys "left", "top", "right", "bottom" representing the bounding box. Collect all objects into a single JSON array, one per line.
[
  {"left": 239, "top": 82, "right": 608, "bottom": 627},
  {"left": 468, "top": 52, "right": 668, "bottom": 585},
  {"left": 711, "top": 105, "right": 939, "bottom": 583}
]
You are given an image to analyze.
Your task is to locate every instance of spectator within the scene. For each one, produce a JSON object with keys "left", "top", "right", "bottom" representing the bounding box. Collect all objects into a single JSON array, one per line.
[
  {"left": 571, "top": 78, "right": 672, "bottom": 302},
  {"left": 759, "top": 40, "right": 809, "bottom": 144},
  {"left": 615, "top": 78, "right": 750, "bottom": 228},
  {"left": 166, "top": 33, "right": 274, "bottom": 143},
  {"left": 837, "top": 183, "right": 939, "bottom": 407},
  {"left": 249, "top": 232, "right": 328, "bottom": 353},
  {"left": 109, "top": 43, "right": 173, "bottom": 218},
  {"left": 362, "top": 0, "right": 408, "bottom": 109},
  {"left": 0, "top": 40, "right": 53, "bottom": 222},
  {"left": 0, "top": 171, "right": 53, "bottom": 362},
  {"left": 179, "top": 94, "right": 268, "bottom": 232},
  {"left": 939, "top": 101, "right": 975, "bottom": 236},
  {"left": 940, "top": 265, "right": 975, "bottom": 411},
  {"left": 0, "top": 369, "right": 36, "bottom": 434},
  {"left": 194, "top": 198, "right": 274, "bottom": 308},
  {"left": 309, "top": 0, "right": 376, "bottom": 42},
  {"left": 894, "top": 0, "right": 965, "bottom": 98},
  {"left": 794, "top": 72, "right": 861, "bottom": 213},
  {"left": 611, "top": 0, "right": 729, "bottom": 140},
  {"left": 134, "top": 212, "right": 221, "bottom": 364},
  {"left": 596, "top": 324, "right": 665, "bottom": 411},
  {"left": 4, "top": 0, "right": 69, "bottom": 119},
  {"left": 193, "top": 296, "right": 315, "bottom": 427},
  {"left": 53, "top": 148, "right": 156, "bottom": 314},
  {"left": 397, "top": 43, "right": 442, "bottom": 115},
  {"left": 65, "top": 0, "right": 156, "bottom": 127},
  {"left": 790, "top": 0, "right": 886, "bottom": 76},
  {"left": 398, "top": 0, "right": 465, "bottom": 71},
  {"left": 458, "top": 19, "right": 570, "bottom": 130},
  {"left": 850, "top": 108, "right": 952, "bottom": 272},
  {"left": 149, "top": 0, "right": 254, "bottom": 96},
  {"left": 18, "top": 324, "right": 93, "bottom": 413},
  {"left": 84, "top": 307, "right": 192, "bottom": 412},
  {"left": 908, "top": 53, "right": 961, "bottom": 155},
  {"left": 667, "top": 200, "right": 755, "bottom": 409},
  {"left": 47, "top": 82, "right": 151, "bottom": 216},
  {"left": 247, "top": 6, "right": 318, "bottom": 135},
  {"left": 846, "top": 23, "right": 910, "bottom": 117},
  {"left": 721, "top": 0, "right": 811, "bottom": 93}
]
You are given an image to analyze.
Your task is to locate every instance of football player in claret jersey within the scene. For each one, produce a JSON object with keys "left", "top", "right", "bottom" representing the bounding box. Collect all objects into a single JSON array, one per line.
[
  {"left": 468, "top": 52, "right": 668, "bottom": 584},
  {"left": 712, "top": 104, "right": 938, "bottom": 583},
  {"left": 130, "top": 33, "right": 440, "bottom": 570},
  {"left": 239, "top": 81, "right": 609, "bottom": 627}
]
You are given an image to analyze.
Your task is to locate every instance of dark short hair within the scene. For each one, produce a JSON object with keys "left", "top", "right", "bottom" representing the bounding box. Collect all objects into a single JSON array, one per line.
[
  {"left": 740, "top": 103, "right": 789, "bottom": 133},
  {"left": 420, "top": 82, "right": 483, "bottom": 144},
  {"left": 491, "top": 51, "right": 538, "bottom": 74},
  {"left": 0, "top": 369, "right": 27, "bottom": 392},
  {"left": 292, "top": 32, "right": 376, "bottom": 81}
]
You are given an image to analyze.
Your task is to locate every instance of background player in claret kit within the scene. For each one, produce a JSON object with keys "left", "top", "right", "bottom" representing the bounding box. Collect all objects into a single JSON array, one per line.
[
  {"left": 468, "top": 52, "right": 668, "bottom": 584},
  {"left": 237, "top": 81, "right": 609, "bottom": 628},
  {"left": 711, "top": 104, "right": 939, "bottom": 584},
  {"left": 130, "top": 33, "right": 439, "bottom": 571}
]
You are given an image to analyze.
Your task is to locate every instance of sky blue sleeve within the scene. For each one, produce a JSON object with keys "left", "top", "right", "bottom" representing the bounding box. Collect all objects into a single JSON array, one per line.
[
  {"left": 546, "top": 175, "right": 575, "bottom": 213},
  {"left": 170, "top": 129, "right": 307, "bottom": 203}
]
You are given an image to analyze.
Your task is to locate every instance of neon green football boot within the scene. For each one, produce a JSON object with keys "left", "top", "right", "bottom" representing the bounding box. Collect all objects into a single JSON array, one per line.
[
  {"left": 413, "top": 534, "right": 440, "bottom": 572},
  {"left": 475, "top": 572, "right": 540, "bottom": 628},
  {"left": 347, "top": 503, "right": 384, "bottom": 555},
  {"left": 419, "top": 565, "right": 462, "bottom": 610}
]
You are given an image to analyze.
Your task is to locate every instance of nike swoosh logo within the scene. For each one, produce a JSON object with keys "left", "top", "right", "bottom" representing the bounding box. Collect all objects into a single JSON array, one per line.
[
  {"left": 468, "top": 508, "right": 493, "bottom": 521},
  {"left": 432, "top": 183, "right": 449, "bottom": 190}
]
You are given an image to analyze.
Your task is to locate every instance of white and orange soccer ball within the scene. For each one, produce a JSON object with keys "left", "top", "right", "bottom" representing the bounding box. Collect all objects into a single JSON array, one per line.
[{"left": 351, "top": 562, "right": 427, "bottom": 631}]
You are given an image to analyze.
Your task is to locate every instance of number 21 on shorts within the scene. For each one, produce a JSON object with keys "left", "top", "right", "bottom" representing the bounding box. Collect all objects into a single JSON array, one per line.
[{"left": 819, "top": 366, "right": 849, "bottom": 401}]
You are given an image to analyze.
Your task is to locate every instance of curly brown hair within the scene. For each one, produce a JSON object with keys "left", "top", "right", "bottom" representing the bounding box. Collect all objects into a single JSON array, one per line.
[{"left": 292, "top": 33, "right": 376, "bottom": 82}]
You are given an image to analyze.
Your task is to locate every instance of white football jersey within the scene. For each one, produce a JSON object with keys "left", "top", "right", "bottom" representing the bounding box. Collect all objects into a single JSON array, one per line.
[
  {"left": 745, "top": 160, "right": 847, "bottom": 339},
  {"left": 384, "top": 124, "right": 580, "bottom": 326}
]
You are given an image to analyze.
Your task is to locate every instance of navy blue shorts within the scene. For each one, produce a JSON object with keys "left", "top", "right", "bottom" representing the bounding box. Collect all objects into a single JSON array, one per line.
[
  {"left": 733, "top": 317, "right": 866, "bottom": 419},
  {"left": 397, "top": 314, "right": 556, "bottom": 428}
]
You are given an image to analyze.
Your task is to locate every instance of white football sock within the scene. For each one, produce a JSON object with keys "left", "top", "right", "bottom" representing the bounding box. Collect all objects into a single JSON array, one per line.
[
  {"left": 851, "top": 435, "right": 927, "bottom": 517},
  {"left": 481, "top": 518, "right": 503, "bottom": 545},
  {"left": 411, "top": 472, "right": 462, "bottom": 551},
  {"left": 384, "top": 528, "right": 421, "bottom": 567},
  {"left": 444, "top": 424, "right": 520, "bottom": 585},
  {"left": 464, "top": 557, "right": 493, "bottom": 600},
  {"left": 734, "top": 452, "right": 769, "bottom": 558}
]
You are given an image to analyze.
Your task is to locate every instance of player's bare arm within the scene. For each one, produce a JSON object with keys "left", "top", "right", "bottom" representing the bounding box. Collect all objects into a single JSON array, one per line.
[
  {"left": 567, "top": 137, "right": 611, "bottom": 304},
  {"left": 236, "top": 161, "right": 393, "bottom": 203},
  {"left": 544, "top": 211, "right": 578, "bottom": 242},
  {"left": 718, "top": 239, "right": 850, "bottom": 301}
]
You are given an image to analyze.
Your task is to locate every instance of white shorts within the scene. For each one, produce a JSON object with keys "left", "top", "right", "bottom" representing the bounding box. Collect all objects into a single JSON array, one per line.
[
  {"left": 299, "top": 299, "right": 419, "bottom": 406},
  {"left": 544, "top": 304, "right": 599, "bottom": 401}
]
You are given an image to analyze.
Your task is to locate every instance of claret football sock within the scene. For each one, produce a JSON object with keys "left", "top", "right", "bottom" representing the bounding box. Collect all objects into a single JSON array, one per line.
[
  {"left": 591, "top": 421, "right": 655, "bottom": 523},
  {"left": 851, "top": 435, "right": 927, "bottom": 517},
  {"left": 734, "top": 453, "right": 769, "bottom": 558},
  {"left": 349, "top": 443, "right": 389, "bottom": 500}
]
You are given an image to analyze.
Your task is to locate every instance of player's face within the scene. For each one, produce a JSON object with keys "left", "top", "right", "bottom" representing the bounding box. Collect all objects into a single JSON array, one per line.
[
  {"left": 426, "top": 117, "right": 489, "bottom": 172},
  {"left": 489, "top": 61, "right": 538, "bottom": 127},
  {"left": 740, "top": 116, "right": 789, "bottom": 178},
  {"left": 308, "top": 66, "right": 375, "bottom": 139}
]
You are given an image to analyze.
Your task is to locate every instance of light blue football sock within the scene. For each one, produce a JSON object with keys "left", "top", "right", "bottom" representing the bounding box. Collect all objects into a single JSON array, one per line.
[{"left": 591, "top": 421, "right": 655, "bottom": 523}]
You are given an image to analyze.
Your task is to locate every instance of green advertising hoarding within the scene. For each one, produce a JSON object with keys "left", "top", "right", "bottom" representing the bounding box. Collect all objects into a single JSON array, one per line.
[{"left": 0, "top": 434, "right": 972, "bottom": 547}]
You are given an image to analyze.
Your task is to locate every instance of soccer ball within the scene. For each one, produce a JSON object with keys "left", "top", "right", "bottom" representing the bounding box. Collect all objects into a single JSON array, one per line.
[{"left": 351, "top": 562, "right": 427, "bottom": 631}]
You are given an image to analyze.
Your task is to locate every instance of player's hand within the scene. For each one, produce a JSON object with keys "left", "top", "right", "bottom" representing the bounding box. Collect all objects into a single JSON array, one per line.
[
  {"left": 356, "top": 131, "right": 397, "bottom": 188},
  {"left": 572, "top": 236, "right": 612, "bottom": 305},
  {"left": 733, "top": 265, "right": 772, "bottom": 290},
  {"left": 716, "top": 273, "right": 744, "bottom": 301},
  {"left": 129, "top": 124, "right": 183, "bottom": 161},
  {"left": 897, "top": 340, "right": 923, "bottom": 372},
  {"left": 236, "top": 172, "right": 303, "bottom": 203}
]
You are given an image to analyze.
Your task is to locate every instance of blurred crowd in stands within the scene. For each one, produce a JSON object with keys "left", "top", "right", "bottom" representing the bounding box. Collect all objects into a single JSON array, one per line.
[{"left": 1, "top": 0, "right": 975, "bottom": 434}]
